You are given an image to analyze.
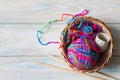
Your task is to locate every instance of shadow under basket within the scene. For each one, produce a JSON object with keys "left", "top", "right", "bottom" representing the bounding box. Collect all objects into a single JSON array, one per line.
[{"left": 60, "top": 17, "right": 114, "bottom": 73}]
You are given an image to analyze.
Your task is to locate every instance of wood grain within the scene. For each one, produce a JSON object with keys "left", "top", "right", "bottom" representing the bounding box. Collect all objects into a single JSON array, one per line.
[
  {"left": 0, "top": 56, "right": 119, "bottom": 80},
  {"left": 0, "top": 0, "right": 119, "bottom": 23},
  {"left": 0, "top": 0, "right": 120, "bottom": 80},
  {"left": 0, "top": 24, "right": 119, "bottom": 56}
]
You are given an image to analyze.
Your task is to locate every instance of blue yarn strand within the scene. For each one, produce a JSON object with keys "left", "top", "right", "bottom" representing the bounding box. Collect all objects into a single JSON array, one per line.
[{"left": 36, "top": 30, "right": 49, "bottom": 46}]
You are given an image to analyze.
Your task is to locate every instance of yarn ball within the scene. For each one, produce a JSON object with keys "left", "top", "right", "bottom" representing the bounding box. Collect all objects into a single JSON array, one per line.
[
  {"left": 67, "top": 37, "right": 101, "bottom": 70},
  {"left": 60, "top": 17, "right": 103, "bottom": 70},
  {"left": 64, "top": 17, "right": 103, "bottom": 70}
]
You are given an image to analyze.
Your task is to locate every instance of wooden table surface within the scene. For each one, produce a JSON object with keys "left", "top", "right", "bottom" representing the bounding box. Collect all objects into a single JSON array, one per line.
[{"left": 0, "top": 0, "right": 120, "bottom": 80}]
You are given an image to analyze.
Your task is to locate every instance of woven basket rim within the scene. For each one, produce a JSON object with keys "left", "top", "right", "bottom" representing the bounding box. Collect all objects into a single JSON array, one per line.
[{"left": 60, "top": 16, "right": 114, "bottom": 73}]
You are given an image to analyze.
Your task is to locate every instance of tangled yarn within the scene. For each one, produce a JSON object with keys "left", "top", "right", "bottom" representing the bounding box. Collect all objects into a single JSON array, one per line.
[
  {"left": 37, "top": 9, "right": 89, "bottom": 46},
  {"left": 36, "top": 9, "right": 103, "bottom": 70},
  {"left": 65, "top": 17, "right": 102, "bottom": 70}
]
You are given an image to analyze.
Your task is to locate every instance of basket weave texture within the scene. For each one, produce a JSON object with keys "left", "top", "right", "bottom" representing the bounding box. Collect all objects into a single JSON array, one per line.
[{"left": 60, "top": 17, "right": 114, "bottom": 73}]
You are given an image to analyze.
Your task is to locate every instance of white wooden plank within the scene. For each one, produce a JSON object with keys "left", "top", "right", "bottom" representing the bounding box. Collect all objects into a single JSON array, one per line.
[
  {"left": 0, "top": 70, "right": 101, "bottom": 80},
  {"left": 0, "top": 56, "right": 98, "bottom": 80},
  {"left": 0, "top": 24, "right": 63, "bottom": 56},
  {"left": 0, "top": 56, "right": 70, "bottom": 71},
  {"left": 0, "top": 24, "right": 120, "bottom": 56},
  {"left": 0, "top": 0, "right": 119, "bottom": 23},
  {"left": 0, "top": 56, "right": 119, "bottom": 80}
]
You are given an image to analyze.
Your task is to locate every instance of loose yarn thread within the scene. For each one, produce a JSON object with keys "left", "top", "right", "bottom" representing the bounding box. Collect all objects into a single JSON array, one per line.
[
  {"left": 36, "top": 9, "right": 106, "bottom": 70},
  {"left": 36, "top": 9, "right": 89, "bottom": 45},
  {"left": 37, "top": 20, "right": 60, "bottom": 45}
]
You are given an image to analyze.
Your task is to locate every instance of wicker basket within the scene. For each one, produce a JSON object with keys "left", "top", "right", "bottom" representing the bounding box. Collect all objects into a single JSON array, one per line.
[{"left": 60, "top": 17, "right": 114, "bottom": 73}]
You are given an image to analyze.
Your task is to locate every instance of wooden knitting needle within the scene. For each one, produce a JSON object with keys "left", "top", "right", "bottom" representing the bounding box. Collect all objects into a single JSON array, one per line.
[
  {"left": 93, "top": 72, "right": 117, "bottom": 80},
  {"left": 48, "top": 55, "right": 116, "bottom": 80},
  {"left": 34, "top": 61, "right": 103, "bottom": 80}
]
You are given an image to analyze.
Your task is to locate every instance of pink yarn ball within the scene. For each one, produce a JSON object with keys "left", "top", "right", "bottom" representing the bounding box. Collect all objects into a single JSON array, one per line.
[{"left": 67, "top": 37, "right": 101, "bottom": 70}]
